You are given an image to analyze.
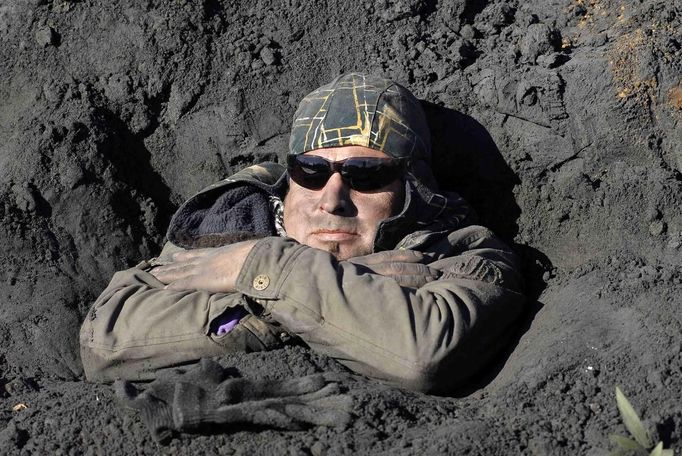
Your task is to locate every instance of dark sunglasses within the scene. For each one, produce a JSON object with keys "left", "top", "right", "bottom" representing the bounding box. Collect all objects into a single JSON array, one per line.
[{"left": 287, "top": 155, "right": 408, "bottom": 191}]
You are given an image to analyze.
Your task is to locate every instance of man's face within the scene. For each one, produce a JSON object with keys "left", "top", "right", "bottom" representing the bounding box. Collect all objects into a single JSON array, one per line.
[{"left": 283, "top": 145, "right": 405, "bottom": 260}]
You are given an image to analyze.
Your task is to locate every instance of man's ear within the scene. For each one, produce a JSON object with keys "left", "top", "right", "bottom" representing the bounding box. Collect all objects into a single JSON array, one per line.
[{"left": 283, "top": 176, "right": 291, "bottom": 198}]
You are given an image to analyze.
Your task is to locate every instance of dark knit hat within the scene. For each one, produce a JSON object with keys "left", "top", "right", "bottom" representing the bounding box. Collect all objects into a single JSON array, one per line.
[{"left": 289, "top": 73, "right": 431, "bottom": 162}]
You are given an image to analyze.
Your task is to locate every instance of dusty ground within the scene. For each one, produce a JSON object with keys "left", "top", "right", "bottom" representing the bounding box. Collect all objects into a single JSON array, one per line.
[{"left": 0, "top": 0, "right": 680, "bottom": 454}]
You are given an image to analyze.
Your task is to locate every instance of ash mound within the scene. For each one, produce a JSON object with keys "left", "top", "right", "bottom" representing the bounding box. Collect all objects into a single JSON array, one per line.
[{"left": 0, "top": 0, "right": 680, "bottom": 453}]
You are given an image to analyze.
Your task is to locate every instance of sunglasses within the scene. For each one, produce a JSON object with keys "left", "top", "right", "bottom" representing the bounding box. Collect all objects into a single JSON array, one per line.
[{"left": 287, "top": 155, "right": 408, "bottom": 191}]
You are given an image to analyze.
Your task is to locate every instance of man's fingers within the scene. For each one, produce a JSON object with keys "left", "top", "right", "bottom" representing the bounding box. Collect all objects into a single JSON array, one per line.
[
  {"left": 349, "top": 249, "right": 426, "bottom": 266},
  {"left": 164, "top": 274, "right": 229, "bottom": 293},
  {"left": 368, "top": 262, "right": 439, "bottom": 277},
  {"left": 164, "top": 278, "right": 197, "bottom": 291},
  {"left": 356, "top": 261, "right": 440, "bottom": 288},
  {"left": 171, "top": 249, "right": 212, "bottom": 261},
  {"left": 150, "top": 259, "right": 201, "bottom": 274},
  {"left": 153, "top": 241, "right": 258, "bottom": 292},
  {"left": 150, "top": 263, "right": 200, "bottom": 283}
]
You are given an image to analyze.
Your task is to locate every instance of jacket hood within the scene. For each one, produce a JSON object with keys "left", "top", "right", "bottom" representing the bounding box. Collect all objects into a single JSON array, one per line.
[{"left": 167, "top": 162, "right": 474, "bottom": 252}]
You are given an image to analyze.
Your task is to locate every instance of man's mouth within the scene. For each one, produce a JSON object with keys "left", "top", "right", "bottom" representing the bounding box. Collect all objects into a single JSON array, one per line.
[{"left": 310, "top": 229, "right": 358, "bottom": 242}]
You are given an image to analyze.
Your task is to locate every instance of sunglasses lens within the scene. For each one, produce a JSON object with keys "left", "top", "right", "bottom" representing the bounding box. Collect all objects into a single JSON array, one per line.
[
  {"left": 287, "top": 156, "right": 405, "bottom": 191},
  {"left": 342, "top": 158, "right": 404, "bottom": 191},
  {"left": 287, "top": 155, "right": 332, "bottom": 190}
]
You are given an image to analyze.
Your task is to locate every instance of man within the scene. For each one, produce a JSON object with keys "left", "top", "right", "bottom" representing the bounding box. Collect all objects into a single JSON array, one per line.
[{"left": 80, "top": 73, "right": 525, "bottom": 394}]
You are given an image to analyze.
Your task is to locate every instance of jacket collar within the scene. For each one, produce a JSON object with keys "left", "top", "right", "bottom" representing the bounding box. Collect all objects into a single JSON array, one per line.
[{"left": 373, "top": 173, "right": 473, "bottom": 251}]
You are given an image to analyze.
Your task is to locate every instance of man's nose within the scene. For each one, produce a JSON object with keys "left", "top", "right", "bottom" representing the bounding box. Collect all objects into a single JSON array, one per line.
[{"left": 318, "top": 172, "right": 354, "bottom": 215}]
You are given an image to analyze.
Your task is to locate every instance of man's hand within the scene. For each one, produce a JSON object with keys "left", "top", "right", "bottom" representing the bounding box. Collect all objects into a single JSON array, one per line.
[
  {"left": 347, "top": 250, "right": 440, "bottom": 288},
  {"left": 149, "top": 240, "right": 258, "bottom": 293}
]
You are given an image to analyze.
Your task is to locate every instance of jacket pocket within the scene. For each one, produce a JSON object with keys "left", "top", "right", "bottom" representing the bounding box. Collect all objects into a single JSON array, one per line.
[{"left": 210, "top": 314, "right": 285, "bottom": 352}]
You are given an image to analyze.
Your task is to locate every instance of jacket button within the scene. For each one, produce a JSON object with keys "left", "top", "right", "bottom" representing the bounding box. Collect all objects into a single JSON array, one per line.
[{"left": 253, "top": 274, "right": 270, "bottom": 291}]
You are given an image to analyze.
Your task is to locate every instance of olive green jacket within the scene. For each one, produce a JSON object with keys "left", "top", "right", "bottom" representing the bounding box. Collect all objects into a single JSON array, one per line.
[{"left": 80, "top": 163, "right": 525, "bottom": 393}]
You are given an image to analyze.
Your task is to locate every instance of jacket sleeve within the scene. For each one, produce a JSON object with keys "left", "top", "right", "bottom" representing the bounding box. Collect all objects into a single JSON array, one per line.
[
  {"left": 79, "top": 243, "right": 283, "bottom": 383},
  {"left": 234, "top": 226, "right": 525, "bottom": 394}
]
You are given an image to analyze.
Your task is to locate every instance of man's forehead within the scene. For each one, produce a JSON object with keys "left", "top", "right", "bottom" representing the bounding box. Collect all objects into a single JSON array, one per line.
[{"left": 303, "top": 145, "right": 390, "bottom": 160}]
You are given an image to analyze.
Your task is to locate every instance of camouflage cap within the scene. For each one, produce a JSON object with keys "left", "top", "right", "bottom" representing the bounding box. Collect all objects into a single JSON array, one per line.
[{"left": 289, "top": 73, "right": 431, "bottom": 161}]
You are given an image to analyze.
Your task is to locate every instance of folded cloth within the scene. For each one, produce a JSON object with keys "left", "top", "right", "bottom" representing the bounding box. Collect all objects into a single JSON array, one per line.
[
  {"left": 212, "top": 307, "right": 248, "bottom": 335},
  {"left": 114, "top": 359, "right": 354, "bottom": 444}
]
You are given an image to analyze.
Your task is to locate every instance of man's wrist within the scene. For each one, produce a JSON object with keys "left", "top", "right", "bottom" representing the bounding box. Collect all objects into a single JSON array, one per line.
[{"left": 235, "top": 237, "right": 307, "bottom": 300}]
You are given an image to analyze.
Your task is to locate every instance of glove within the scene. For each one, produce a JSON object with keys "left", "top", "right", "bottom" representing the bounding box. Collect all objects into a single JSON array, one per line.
[
  {"left": 115, "top": 359, "right": 353, "bottom": 444},
  {"left": 348, "top": 249, "right": 441, "bottom": 288},
  {"left": 114, "top": 358, "right": 226, "bottom": 443}
]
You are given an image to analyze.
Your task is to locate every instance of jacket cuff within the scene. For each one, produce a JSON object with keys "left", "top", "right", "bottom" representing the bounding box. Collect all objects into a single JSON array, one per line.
[{"left": 235, "top": 237, "right": 307, "bottom": 301}]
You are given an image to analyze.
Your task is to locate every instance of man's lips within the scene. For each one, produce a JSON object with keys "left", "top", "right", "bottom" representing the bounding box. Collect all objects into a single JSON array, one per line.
[{"left": 310, "top": 229, "right": 359, "bottom": 242}]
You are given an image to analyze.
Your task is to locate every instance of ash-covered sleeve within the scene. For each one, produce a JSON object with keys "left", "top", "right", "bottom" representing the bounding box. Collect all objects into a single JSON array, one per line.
[
  {"left": 234, "top": 228, "right": 525, "bottom": 394},
  {"left": 79, "top": 244, "right": 277, "bottom": 383}
]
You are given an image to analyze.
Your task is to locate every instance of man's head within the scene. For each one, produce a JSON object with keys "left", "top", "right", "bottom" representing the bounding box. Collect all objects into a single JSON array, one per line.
[{"left": 282, "top": 73, "right": 431, "bottom": 260}]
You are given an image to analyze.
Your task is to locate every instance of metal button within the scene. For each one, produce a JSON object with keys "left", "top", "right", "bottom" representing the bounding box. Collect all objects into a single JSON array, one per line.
[{"left": 252, "top": 274, "right": 270, "bottom": 291}]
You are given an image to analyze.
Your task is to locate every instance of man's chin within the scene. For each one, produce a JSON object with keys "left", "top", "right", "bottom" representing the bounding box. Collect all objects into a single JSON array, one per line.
[{"left": 309, "top": 240, "right": 370, "bottom": 261}]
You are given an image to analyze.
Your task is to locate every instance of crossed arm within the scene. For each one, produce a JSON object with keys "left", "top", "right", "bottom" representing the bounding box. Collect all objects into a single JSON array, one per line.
[
  {"left": 150, "top": 240, "right": 441, "bottom": 292},
  {"left": 80, "top": 230, "right": 524, "bottom": 393}
]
